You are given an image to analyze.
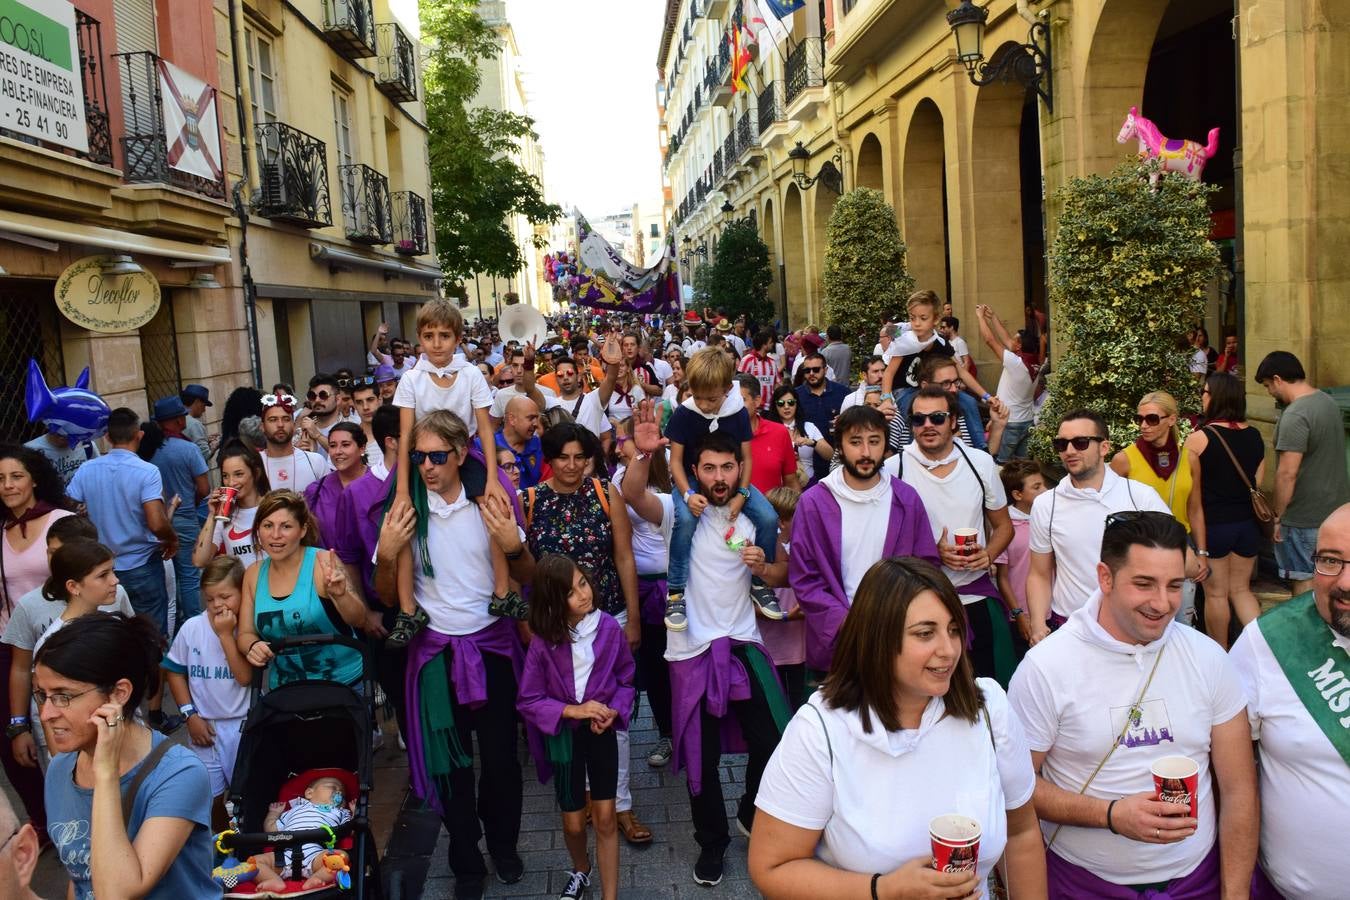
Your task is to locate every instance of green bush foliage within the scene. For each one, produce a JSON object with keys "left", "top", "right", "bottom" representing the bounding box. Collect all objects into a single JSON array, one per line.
[
  {"left": 822, "top": 188, "right": 914, "bottom": 370},
  {"left": 708, "top": 220, "right": 774, "bottom": 324},
  {"left": 1031, "top": 160, "right": 1220, "bottom": 461}
]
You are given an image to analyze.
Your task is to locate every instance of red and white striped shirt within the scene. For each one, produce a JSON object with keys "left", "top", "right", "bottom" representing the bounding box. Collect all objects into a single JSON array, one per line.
[{"left": 737, "top": 353, "right": 779, "bottom": 410}]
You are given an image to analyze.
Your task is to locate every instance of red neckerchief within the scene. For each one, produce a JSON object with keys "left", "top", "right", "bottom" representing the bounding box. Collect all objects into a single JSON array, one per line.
[
  {"left": 2, "top": 500, "right": 57, "bottom": 538},
  {"left": 160, "top": 422, "right": 194, "bottom": 444},
  {"left": 1135, "top": 433, "right": 1179, "bottom": 481}
]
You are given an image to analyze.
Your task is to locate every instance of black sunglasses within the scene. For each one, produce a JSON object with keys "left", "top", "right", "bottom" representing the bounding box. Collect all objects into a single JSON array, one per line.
[
  {"left": 910, "top": 411, "right": 950, "bottom": 427},
  {"left": 409, "top": 450, "right": 455, "bottom": 466},
  {"left": 307, "top": 389, "right": 333, "bottom": 402},
  {"left": 1052, "top": 435, "right": 1105, "bottom": 453},
  {"left": 1132, "top": 413, "right": 1166, "bottom": 427},
  {"left": 1104, "top": 510, "right": 1175, "bottom": 530},
  {"left": 775, "top": 398, "right": 797, "bottom": 407},
  {"left": 801, "top": 366, "right": 823, "bottom": 374}
]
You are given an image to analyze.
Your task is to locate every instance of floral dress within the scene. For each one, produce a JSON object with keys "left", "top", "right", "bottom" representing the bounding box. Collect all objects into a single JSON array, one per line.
[{"left": 525, "top": 479, "right": 623, "bottom": 616}]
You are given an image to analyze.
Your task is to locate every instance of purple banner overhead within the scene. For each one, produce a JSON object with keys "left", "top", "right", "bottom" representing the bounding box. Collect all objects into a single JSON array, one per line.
[{"left": 572, "top": 211, "right": 682, "bottom": 314}]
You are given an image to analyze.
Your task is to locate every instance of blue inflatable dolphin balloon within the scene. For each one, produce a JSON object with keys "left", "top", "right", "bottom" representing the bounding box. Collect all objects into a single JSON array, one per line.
[{"left": 25, "top": 359, "right": 110, "bottom": 445}]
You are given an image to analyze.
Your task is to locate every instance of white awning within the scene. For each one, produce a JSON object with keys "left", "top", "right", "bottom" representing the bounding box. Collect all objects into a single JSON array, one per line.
[{"left": 0, "top": 210, "right": 232, "bottom": 264}]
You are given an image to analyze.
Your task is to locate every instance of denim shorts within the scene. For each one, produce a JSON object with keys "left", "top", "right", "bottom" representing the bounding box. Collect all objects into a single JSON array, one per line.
[{"left": 1274, "top": 524, "right": 1318, "bottom": 581}]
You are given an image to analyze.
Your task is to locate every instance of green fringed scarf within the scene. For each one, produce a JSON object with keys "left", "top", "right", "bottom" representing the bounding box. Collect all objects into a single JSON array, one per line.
[
  {"left": 381, "top": 464, "right": 435, "bottom": 577},
  {"left": 417, "top": 652, "right": 473, "bottom": 797}
]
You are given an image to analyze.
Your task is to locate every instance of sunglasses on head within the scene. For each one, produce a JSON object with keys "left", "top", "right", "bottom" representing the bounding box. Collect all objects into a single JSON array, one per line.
[
  {"left": 1052, "top": 435, "right": 1105, "bottom": 453},
  {"left": 307, "top": 389, "right": 332, "bottom": 402},
  {"left": 1132, "top": 413, "right": 1167, "bottom": 427},
  {"left": 910, "top": 411, "right": 950, "bottom": 427},
  {"left": 349, "top": 376, "right": 376, "bottom": 388},
  {"left": 409, "top": 449, "right": 455, "bottom": 466}
]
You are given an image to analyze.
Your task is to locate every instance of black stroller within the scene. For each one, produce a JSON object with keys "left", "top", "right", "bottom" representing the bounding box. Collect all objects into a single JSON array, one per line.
[{"left": 217, "top": 634, "right": 383, "bottom": 899}]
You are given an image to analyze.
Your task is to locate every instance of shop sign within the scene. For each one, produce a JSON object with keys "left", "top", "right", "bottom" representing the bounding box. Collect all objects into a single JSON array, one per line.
[
  {"left": 0, "top": 0, "right": 89, "bottom": 153},
  {"left": 54, "top": 255, "right": 161, "bottom": 333}
]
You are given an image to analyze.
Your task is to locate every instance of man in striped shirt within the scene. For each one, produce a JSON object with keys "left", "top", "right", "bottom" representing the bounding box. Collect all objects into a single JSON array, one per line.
[{"left": 737, "top": 328, "right": 780, "bottom": 411}]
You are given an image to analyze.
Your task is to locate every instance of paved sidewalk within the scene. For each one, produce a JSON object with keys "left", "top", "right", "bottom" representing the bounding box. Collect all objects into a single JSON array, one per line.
[{"left": 415, "top": 702, "right": 763, "bottom": 899}]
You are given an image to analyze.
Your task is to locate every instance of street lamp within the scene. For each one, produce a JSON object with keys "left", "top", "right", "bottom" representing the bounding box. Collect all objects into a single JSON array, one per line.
[
  {"left": 945, "top": 0, "right": 1053, "bottom": 111},
  {"left": 788, "top": 141, "right": 844, "bottom": 194},
  {"left": 720, "top": 199, "right": 734, "bottom": 215}
]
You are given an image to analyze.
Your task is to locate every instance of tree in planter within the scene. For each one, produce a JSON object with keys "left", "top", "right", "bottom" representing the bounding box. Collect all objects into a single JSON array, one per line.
[
  {"left": 822, "top": 188, "right": 914, "bottom": 371},
  {"left": 1030, "top": 160, "right": 1220, "bottom": 462},
  {"left": 708, "top": 220, "right": 774, "bottom": 324}
]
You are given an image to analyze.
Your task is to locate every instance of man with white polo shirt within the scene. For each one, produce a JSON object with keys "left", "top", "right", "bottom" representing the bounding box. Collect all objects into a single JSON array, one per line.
[
  {"left": 976, "top": 304, "right": 1037, "bottom": 461},
  {"left": 1025, "top": 409, "right": 1172, "bottom": 644},
  {"left": 883, "top": 386, "right": 1017, "bottom": 685},
  {"left": 1009, "top": 511, "right": 1257, "bottom": 899},
  {"left": 1232, "top": 503, "right": 1350, "bottom": 899}
]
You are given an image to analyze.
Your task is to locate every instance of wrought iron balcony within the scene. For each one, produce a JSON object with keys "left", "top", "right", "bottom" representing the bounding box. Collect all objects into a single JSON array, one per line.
[
  {"left": 322, "top": 0, "right": 376, "bottom": 59},
  {"left": 112, "top": 51, "right": 225, "bottom": 198},
  {"left": 713, "top": 147, "right": 724, "bottom": 180},
  {"left": 339, "top": 163, "right": 393, "bottom": 244},
  {"left": 392, "top": 190, "right": 428, "bottom": 255},
  {"left": 785, "top": 37, "right": 826, "bottom": 107},
  {"left": 254, "top": 121, "right": 332, "bottom": 228},
  {"left": 737, "top": 111, "right": 758, "bottom": 156},
  {"left": 723, "top": 131, "right": 736, "bottom": 168},
  {"left": 758, "top": 81, "right": 785, "bottom": 133},
  {"left": 375, "top": 22, "right": 417, "bottom": 103},
  {"left": 76, "top": 12, "right": 113, "bottom": 166}
]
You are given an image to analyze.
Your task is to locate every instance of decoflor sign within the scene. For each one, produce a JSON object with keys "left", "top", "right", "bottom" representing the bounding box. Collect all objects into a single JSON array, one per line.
[
  {"left": 55, "top": 256, "right": 161, "bottom": 333},
  {"left": 0, "top": 0, "right": 88, "bottom": 153}
]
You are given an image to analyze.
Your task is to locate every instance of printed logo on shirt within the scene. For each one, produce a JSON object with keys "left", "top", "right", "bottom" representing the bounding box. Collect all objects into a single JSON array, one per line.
[
  {"left": 50, "top": 818, "right": 92, "bottom": 879},
  {"left": 227, "top": 526, "right": 251, "bottom": 541},
  {"left": 274, "top": 467, "right": 290, "bottom": 482},
  {"left": 1111, "top": 698, "right": 1176, "bottom": 748}
]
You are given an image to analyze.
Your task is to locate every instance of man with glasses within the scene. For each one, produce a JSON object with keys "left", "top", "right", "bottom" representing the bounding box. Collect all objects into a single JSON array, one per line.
[
  {"left": 295, "top": 373, "right": 345, "bottom": 457},
  {"left": 1025, "top": 410, "right": 1172, "bottom": 644},
  {"left": 490, "top": 396, "right": 543, "bottom": 489},
  {"left": 793, "top": 351, "right": 849, "bottom": 483},
  {"left": 1009, "top": 511, "right": 1256, "bottom": 898},
  {"left": 374, "top": 365, "right": 399, "bottom": 404},
  {"left": 1232, "top": 503, "right": 1350, "bottom": 898},
  {"left": 884, "top": 357, "right": 1002, "bottom": 454},
  {"left": 0, "top": 791, "right": 40, "bottom": 900}
]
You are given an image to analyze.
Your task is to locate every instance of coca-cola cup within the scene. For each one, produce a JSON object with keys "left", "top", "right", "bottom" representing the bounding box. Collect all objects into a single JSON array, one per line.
[
  {"left": 215, "top": 487, "right": 238, "bottom": 523},
  {"left": 952, "top": 528, "right": 980, "bottom": 556},
  {"left": 1151, "top": 755, "right": 1199, "bottom": 818},
  {"left": 929, "top": 814, "right": 981, "bottom": 874}
]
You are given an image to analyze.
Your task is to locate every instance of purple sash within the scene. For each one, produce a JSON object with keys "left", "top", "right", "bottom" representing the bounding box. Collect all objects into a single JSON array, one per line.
[
  {"left": 669, "top": 637, "right": 760, "bottom": 795},
  {"left": 1045, "top": 845, "right": 1219, "bottom": 900},
  {"left": 637, "top": 575, "right": 667, "bottom": 626},
  {"left": 1250, "top": 865, "right": 1286, "bottom": 900}
]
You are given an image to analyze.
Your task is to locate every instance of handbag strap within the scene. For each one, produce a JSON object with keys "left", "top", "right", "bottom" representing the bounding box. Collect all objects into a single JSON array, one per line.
[
  {"left": 122, "top": 735, "right": 176, "bottom": 830},
  {"left": 1204, "top": 426, "right": 1258, "bottom": 494},
  {"left": 1045, "top": 643, "right": 1166, "bottom": 849}
]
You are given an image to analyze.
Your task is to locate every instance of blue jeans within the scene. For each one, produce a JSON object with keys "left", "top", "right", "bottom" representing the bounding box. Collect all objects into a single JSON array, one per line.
[
  {"left": 1274, "top": 524, "right": 1318, "bottom": 581},
  {"left": 170, "top": 510, "right": 202, "bottom": 627},
  {"left": 997, "top": 419, "right": 1033, "bottom": 463},
  {"left": 116, "top": 556, "right": 172, "bottom": 636},
  {"left": 668, "top": 485, "right": 778, "bottom": 593}
]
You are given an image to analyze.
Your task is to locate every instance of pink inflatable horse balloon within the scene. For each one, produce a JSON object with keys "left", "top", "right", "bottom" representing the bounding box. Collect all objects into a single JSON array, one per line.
[{"left": 1117, "top": 107, "right": 1219, "bottom": 183}]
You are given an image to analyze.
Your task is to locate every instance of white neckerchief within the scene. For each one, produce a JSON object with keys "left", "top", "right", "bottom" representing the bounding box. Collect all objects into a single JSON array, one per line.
[
  {"left": 426, "top": 485, "right": 470, "bottom": 519},
  {"left": 887, "top": 329, "right": 939, "bottom": 359},
  {"left": 570, "top": 608, "right": 602, "bottom": 641},
  {"left": 822, "top": 467, "right": 891, "bottom": 505},
  {"left": 415, "top": 355, "right": 470, "bottom": 379},
  {"left": 1057, "top": 467, "right": 1118, "bottom": 502},
  {"left": 1009, "top": 505, "right": 1032, "bottom": 523},
  {"left": 903, "top": 441, "right": 961, "bottom": 470},
  {"left": 679, "top": 386, "right": 745, "bottom": 431},
  {"left": 1071, "top": 589, "right": 1174, "bottom": 661}
]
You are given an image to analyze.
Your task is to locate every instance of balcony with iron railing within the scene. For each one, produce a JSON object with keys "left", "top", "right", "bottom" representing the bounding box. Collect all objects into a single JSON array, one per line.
[
  {"left": 736, "top": 110, "right": 758, "bottom": 157},
  {"left": 322, "top": 0, "right": 377, "bottom": 60},
  {"left": 375, "top": 22, "right": 417, "bottom": 103},
  {"left": 75, "top": 12, "right": 114, "bottom": 166},
  {"left": 392, "top": 190, "right": 428, "bottom": 255},
  {"left": 712, "top": 36, "right": 734, "bottom": 106},
  {"left": 722, "top": 132, "right": 737, "bottom": 172},
  {"left": 785, "top": 37, "right": 826, "bottom": 111},
  {"left": 339, "top": 163, "right": 393, "bottom": 244},
  {"left": 112, "top": 51, "right": 225, "bottom": 199},
  {"left": 254, "top": 121, "right": 332, "bottom": 228},
  {"left": 713, "top": 147, "right": 724, "bottom": 180}
]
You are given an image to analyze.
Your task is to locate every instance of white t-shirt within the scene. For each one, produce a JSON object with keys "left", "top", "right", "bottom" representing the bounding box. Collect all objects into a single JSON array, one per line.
[
  {"left": 1230, "top": 616, "right": 1350, "bottom": 899},
  {"left": 1189, "top": 348, "right": 1208, "bottom": 375},
  {"left": 570, "top": 610, "right": 601, "bottom": 702},
  {"left": 1008, "top": 590, "right": 1246, "bottom": 885},
  {"left": 651, "top": 358, "right": 674, "bottom": 384},
  {"left": 2, "top": 586, "right": 133, "bottom": 651},
  {"left": 165, "top": 613, "right": 250, "bottom": 720},
  {"left": 263, "top": 449, "right": 330, "bottom": 494},
  {"left": 394, "top": 361, "right": 493, "bottom": 437},
  {"left": 888, "top": 443, "right": 1006, "bottom": 593},
  {"left": 665, "top": 503, "right": 758, "bottom": 662},
  {"left": 34, "top": 592, "right": 137, "bottom": 655},
  {"left": 612, "top": 466, "right": 672, "bottom": 575},
  {"left": 997, "top": 349, "right": 1035, "bottom": 424},
  {"left": 212, "top": 505, "right": 260, "bottom": 570},
  {"left": 821, "top": 469, "right": 893, "bottom": 602},
  {"left": 490, "top": 383, "right": 559, "bottom": 419},
  {"left": 950, "top": 335, "right": 971, "bottom": 364},
  {"left": 1028, "top": 469, "right": 1171, "bottom": 619},
  {"left": 789, "top": 421, "right": 824, "bottom": 472},
  {"left": 756, "top": 681, "right": 1034, "bottom": 883},
  {"left": 559, "top": 390, "right": 613, "bottom": 438},
  {"left": 603, "top": 383, "right": 646, "bottom": 422}
]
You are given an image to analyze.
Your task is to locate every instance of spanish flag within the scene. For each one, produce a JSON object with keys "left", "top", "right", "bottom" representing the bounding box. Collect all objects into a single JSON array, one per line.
[{"left": 730, "top": 4, "right": 753, "bottom": 93}]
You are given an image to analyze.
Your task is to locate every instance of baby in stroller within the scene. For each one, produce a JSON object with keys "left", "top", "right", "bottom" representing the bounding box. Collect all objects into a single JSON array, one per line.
[{"left": 252, "top": 775, "right": 355, "bottom": 891}]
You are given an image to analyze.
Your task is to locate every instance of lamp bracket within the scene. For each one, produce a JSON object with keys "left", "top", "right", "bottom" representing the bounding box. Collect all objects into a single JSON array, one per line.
[{"left": 966, "top": 19, "right": 1053, "bottom": 111}]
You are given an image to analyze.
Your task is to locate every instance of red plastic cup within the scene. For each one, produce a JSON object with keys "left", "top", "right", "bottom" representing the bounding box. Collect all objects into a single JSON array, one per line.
[
  {"left": 1151, "top": 755, "right": 1199, "bottom": 818},
  {"left": 953, "top": 528, "right": 980, "bottom": 556},
  {"left": 215, "top": 487, "right": 238, "bottom": 523},
  {"left": 930, "top": 814, "right": 981, "bottom": 874}
]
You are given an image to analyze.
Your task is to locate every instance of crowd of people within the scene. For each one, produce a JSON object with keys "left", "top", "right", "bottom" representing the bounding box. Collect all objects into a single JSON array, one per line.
[{"left": 1, "top": 289, "right": 1349, "bottom": 900}]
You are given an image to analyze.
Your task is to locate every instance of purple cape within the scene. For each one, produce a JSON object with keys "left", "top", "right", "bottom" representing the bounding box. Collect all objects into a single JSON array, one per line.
[
  {"left": 1046, "top": 845, "right": 1219, "bottom": 899},
  {"left": 517, "top": 612, "right": 636, "bottom": 743},
  {"left": 669, "top": 636, "right": 774, "bottom": 795},
  {"left": 789, "top": 477, "right": 940, "bottom": 670}
]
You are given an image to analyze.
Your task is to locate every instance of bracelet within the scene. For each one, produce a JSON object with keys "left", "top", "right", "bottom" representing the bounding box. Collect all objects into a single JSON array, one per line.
[
  {"left": 1196, "top": 549, "right": 1210, "bottom": 557},
  {"left": 505, "top": 546, "right": 524, "bottom": 561},
  {"left": 1106, "top": 798, "right": 1121, "bottom": 834},
  {"left": 870, "top": 872, "right": 881, "bottom": 900},
  {"left": 247, "top": 638, "right": 266, "bottom": 654},
  {"left": 981, "top": 393, "right": 992, "bottom": 402},
  {"left": 180, "top": 703, "right": 197, "bottom": 718},
  {"left": 9, "top": 715, "right": 29, "bottom": 726}
]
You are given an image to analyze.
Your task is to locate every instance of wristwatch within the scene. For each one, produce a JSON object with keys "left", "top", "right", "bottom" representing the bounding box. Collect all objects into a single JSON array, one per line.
[{"left": 180, "top": 703, "right": 198, "bottom": 719}]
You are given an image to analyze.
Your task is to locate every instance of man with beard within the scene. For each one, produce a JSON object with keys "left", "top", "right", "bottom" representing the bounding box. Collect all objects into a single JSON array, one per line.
[
  {"left": 793, "top": 351, "right": 849, "bottom": 484},
  {"left": 295, "top": 373, "right": 345, "bottom": 456},
  {"left": 549, "top": 355, "right": 616, "bottom": 448},
  {"left": 1232, "top": 503, "right": 1350, "bottom": 899},
  {"left": 260, "top": 392, "right": 330, "bottom": 492},
  {"left": 623, "top": 413, "right": 789, "bottom": 888},
  {"left": 883, "top": 387, "right": 1018, "bottom": 685},
  {"left": 789, "top": 406, "right": 939, "bottom": 675},
  {"left": 839, "top": 355, "right": 886, "bottom": 412},
  {"left": 1009, "top": 512, "right": 1256, "bottom": 899}
]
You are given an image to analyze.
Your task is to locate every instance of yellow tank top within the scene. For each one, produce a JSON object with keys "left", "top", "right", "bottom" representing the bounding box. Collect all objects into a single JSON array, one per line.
[{"left": 1123, "top": 442, "right": 1192, "bottom": 532}]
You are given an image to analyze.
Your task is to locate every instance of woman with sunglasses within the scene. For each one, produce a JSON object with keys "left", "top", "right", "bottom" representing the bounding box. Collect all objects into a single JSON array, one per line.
[
  {"left": 192, "top": 441, "right": 271, "bottom": 571},
  {"left": 766, "top": 386, "right": 831, "bottom": 486}
]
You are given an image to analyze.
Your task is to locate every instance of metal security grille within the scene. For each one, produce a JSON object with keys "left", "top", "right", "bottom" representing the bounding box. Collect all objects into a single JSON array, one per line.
[
  {"left": 140, "top": 301, "right": 182, "bottom": 410},
  {"left": 0, "top": 283, "right": 66, "bottom": 444}
]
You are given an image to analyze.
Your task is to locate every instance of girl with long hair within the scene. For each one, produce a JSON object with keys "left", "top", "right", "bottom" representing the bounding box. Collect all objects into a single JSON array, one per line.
[{"left": 192, "top": 440, "right": 271, "bottom": 570}]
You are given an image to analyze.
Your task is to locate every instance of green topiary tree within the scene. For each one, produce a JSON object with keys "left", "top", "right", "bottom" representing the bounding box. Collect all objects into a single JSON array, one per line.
[
  {"left": 822, "top": 188, "right": 914, "bottom": 371},
  {"left": 1030, "top": 160, "right": 1221, "bottom": 462},
  {"left": 708, "top": 219, "right": 774, "bottom": 323}
]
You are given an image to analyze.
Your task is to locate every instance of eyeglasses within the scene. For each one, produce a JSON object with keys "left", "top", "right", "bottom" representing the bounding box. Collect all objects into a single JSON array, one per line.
[
  {"left": 1314, "top": 555, "right": 1348, "bottom": 577},
  {"left": 33, "top": 685, "right": 106, "bottom": 709},
  {"left": 499, "top": 461, "right": 520, "bottom": 472},
  {"left": 498, "top": 379, "right": 516, "bottom": 388},
  {"left": 0, "top": 826, "right": 18, "bottom": 856},
  {"left": 775, "top": 398, "right": 797, "bottom": 407},
  {"left": 348, "top": 376, "right": 375, "bottom": 388},
  {"left": 910, "top": 411, "right": 951, "bottom": 427},
  {"left": 1132, "top": 413, "right": 1166, "bottom": 427},
  {"left": 801, "top": 367, "right": 823, "bottom": 374},
  {"left": 409, "top": 449, "right": 455, "bottom": 466},
  {"left": 1052, "top": 435, "right": 1105, "bottom": 453},
  {"left": 261, "top": 392, "right": 298, "bottom": 409},
  {"left": 931, "top": 378, "right": 961, "bottom": 391},
  {"left": 307, "top": 389, "right": 333, "bottom": 402}
]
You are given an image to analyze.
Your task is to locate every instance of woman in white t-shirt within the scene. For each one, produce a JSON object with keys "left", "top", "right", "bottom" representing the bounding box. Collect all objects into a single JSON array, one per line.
[
  {"left": 750, "top": 557, "right": 1046, "bottom": 898},
  {"left": 192, "top": 441, "right": 270, "bottom": 571},
  {"left": 766, "top": 385, "right": 830, "bottom": 483}
]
